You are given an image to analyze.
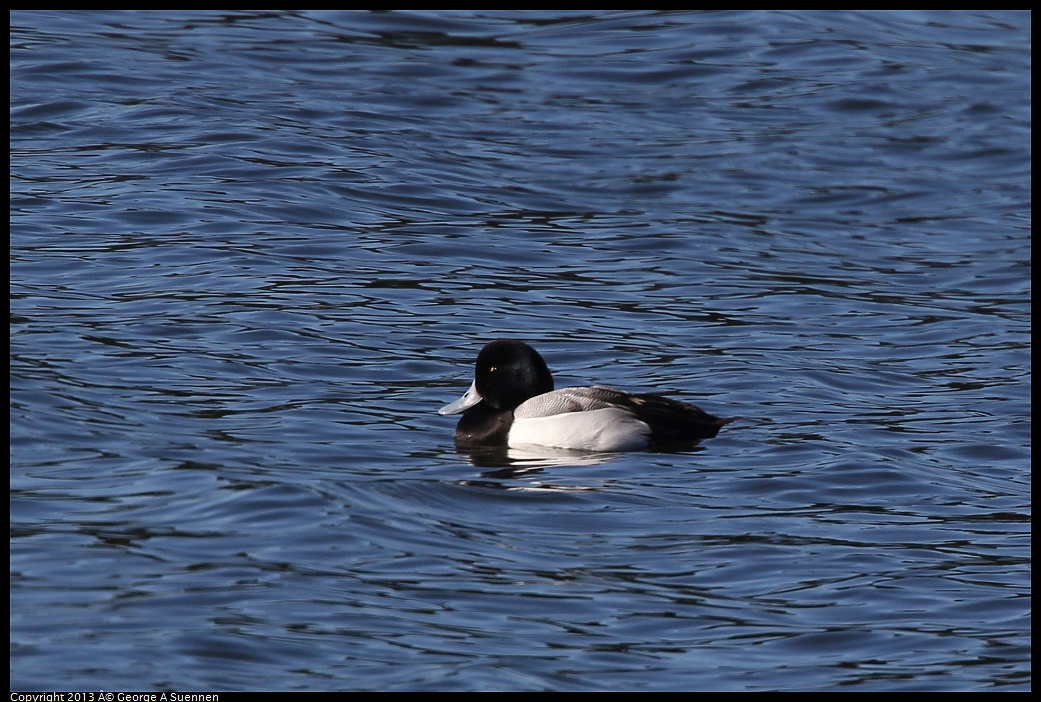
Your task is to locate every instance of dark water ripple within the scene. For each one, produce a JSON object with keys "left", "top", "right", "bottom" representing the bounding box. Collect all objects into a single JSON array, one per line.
[{"left": 11, "top": 10, "right": 1030, "bottom": 691}]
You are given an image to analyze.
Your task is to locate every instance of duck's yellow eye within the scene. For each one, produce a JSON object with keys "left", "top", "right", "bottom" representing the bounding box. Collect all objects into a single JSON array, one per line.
[{"left": 489, "top": 366, "right": 498, "bottom": 373}]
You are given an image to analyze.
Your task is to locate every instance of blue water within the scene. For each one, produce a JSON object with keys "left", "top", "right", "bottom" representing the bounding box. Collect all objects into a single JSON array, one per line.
[{"left": 10, "top": 10, "right": 1030, "bottom": 691}]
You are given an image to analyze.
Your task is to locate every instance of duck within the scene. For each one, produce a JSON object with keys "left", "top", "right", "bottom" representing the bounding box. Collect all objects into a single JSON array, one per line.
[{"left": 439, "top": 339, "right": 735, "bottom": 452}]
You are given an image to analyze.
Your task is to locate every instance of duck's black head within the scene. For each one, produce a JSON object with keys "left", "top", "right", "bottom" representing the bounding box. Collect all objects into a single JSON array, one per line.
[{"left": 473, "top": 339, "right": 554, "bottom": 410}]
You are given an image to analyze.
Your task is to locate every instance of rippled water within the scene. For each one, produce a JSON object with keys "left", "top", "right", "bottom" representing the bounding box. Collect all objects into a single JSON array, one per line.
[{"left": 10, "top": 10, "right": 1030, "bottom": 691}]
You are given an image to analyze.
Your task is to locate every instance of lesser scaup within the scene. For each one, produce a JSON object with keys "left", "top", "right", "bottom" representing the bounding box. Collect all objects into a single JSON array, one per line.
[{"left": 439, "top": 339, "right": 735, "bottom": 452}]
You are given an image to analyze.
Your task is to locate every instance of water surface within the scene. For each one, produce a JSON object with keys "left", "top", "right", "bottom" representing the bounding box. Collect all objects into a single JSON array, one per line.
[{"left": 10, "top": 10, "right": 1031, "bottom": 691}]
